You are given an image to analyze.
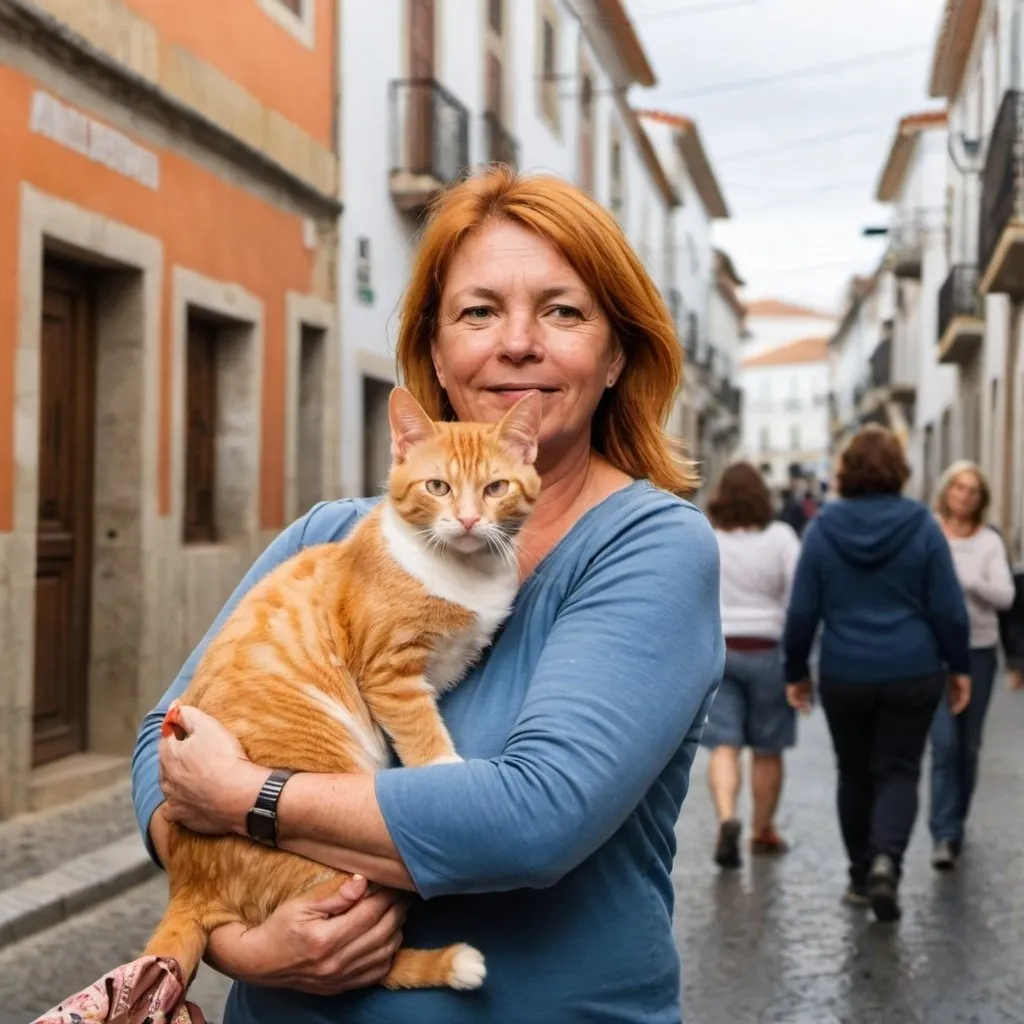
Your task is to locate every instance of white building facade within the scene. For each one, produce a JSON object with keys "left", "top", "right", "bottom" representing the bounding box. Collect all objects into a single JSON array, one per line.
[
  {"left": 338, "top": 0, "right": 741, "bottom": 500},
  {"left": 929, "top": 0, "right": 1024, "bottom": 556},
  {"left": 340, "top": 0, "right": 693, "bottom": 496},
  {"left": 863, "top": 111, "right": 958, "bottom": 502},
  {"left": 740, "top": 337, "right": 833, "bottom": 489}
]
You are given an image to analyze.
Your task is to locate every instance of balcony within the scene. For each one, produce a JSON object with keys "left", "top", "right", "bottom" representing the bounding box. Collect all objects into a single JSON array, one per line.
[
  {"left": 389, "top": 79, "right": 469, "bottom": 213},
  {"left": 857, "top": 332, "right": 914, "bottom": 426},
  {"left": 886, "top": 214, "right": 924, "bottom": 280},
  {"left": 936, "top": 264, "right": 984, "bottom": 366},
  {"left": 979, "top": 90, "right": 1024, "bottom": 295},
  {"left": 483, "top": 111, "right": 520, "bottom": 169},
  {"left": 683, "top": 313, "right": 699, "bottom": 362}
]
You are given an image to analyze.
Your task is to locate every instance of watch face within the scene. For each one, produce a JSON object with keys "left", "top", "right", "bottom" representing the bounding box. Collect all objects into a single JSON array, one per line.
[{"left": 247, "top": 808, "right": 277, "bottom": 844}]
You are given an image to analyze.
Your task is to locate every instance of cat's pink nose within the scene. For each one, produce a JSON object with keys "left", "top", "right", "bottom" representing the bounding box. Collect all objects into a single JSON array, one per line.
[{"left": 458, "top": 515, "right": 480, "bottom": 532}]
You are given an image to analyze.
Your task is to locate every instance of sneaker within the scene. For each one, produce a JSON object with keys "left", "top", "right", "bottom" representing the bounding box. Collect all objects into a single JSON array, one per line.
[
  {"left": 842, "top": 884, "right": 870, "bottom": 908},
  {"left": 932, "top": 840, "right": 957, "bottom": 871},
  {"left": 866, "top": 854, "right": 901, "bottom": 922},
  {"left": 714, "top": 819, "right": 742, "bottom": 869}
]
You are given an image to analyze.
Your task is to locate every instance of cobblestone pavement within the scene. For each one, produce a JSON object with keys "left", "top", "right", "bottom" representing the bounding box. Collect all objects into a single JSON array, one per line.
[
  {"left": 674, "top": 680, "right": 1024, "bottom": 1023},
  {"left": 3, "top": 684, "right": 1023, "bottom": 1023}
]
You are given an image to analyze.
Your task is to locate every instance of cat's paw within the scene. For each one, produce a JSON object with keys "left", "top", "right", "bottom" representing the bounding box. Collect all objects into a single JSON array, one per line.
[
  {"left": 427, "top": 753, "right": 464, "bottom": 766},
  {"left": 448, "top": 944, "right": 486, "bottom": 990}
]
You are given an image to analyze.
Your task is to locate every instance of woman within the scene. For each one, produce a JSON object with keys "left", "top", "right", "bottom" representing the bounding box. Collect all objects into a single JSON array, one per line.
[
  {"left": 703, "top": 462, "right": 800, "bottom": 868},
  {"left": 929, "top": 461, "right": 1015, "bottom": 870},
  {"left": 783, "top": 426, "right": 970, "bottom": 923},
  {"left": 131, "top": 168, "right": 724, "bottom": 1024}
]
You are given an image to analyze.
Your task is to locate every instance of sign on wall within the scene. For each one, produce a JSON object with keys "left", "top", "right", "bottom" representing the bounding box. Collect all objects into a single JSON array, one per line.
[{"left": 30, "top": 91, "right": 160, "bottom": 191}]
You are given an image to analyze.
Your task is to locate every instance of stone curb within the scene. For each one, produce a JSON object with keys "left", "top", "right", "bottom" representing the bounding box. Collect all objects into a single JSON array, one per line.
[{"left": 0, "top": 833, "right": 157, "bottom": 950}]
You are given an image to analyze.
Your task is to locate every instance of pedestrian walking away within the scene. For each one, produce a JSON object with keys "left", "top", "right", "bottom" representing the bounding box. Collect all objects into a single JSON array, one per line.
[
  {"left": 703, "top": 462, "right": 801, "bottom": 869},
  {"left": 929, "top": 462, "right": 1016, "bottom": 870},
  {"left": 783, "top": 426, "right": 971, "bottom": 923}
]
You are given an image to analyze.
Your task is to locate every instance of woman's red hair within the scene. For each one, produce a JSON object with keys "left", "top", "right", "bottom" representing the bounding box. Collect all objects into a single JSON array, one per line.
[{"left": 395, "top": 166, "right": 698, "bottom": 496}]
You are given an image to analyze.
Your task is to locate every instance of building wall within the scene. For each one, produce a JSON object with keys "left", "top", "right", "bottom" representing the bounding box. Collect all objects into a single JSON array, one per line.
[
  {"left": 338, "top": 0, "right": 683, "bottom": 497},
  {"left": 0, "top": 0, "right": 338, "bottom": 816},
  {"left": 740, "top": 360, "right": 831, "bottom": 487}
]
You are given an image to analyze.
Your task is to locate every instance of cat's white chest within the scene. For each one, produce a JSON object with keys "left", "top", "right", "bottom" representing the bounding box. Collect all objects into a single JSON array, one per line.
[
  {"left": 380, "top": 506, "right": 517, "bottom": 691},
  {"left": 426, "top": 607, "right": 509, "bottom": 693}
]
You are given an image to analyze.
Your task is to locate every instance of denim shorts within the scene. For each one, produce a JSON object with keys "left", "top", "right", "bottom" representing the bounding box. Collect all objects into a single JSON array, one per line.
[{"left": 700, "top": 645, "right": 796, "bottom": 753}]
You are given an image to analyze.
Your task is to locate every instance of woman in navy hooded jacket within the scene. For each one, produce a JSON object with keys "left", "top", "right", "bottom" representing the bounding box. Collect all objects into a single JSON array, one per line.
[{"left": 783, "top": 426, "right": 971, "bottom": 923}]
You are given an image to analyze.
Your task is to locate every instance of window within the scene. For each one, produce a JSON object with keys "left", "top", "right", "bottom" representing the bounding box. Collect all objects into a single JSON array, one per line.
[
  {"left": 789, "top": 424, "right": 801, "bottom": 451},
  {"left": 257, "top": 0, "right": 315, "bottom": 48},
  {"left": 363, "top": 376, "right": 394, "bottom": 495},
  {"left": 184, "top": 315, "right": 219, "bottom": 543},
  {"left": 609, "top": 130, "right": 623, "bottom": 214},
  {"left": 488, "top": 0, "right": 502, "bottom": 34},
  {"left": 578, "top": 58, "right": 595, "bottom": 192},
  {"left": 297, "top": 325, "right": 327, "bottom": 515},
  {"left": 538, "top": 6, "right": 559, "bottom": 128},
  {"left": 759, "top": 426, "right": 770, "bottom": 453}
]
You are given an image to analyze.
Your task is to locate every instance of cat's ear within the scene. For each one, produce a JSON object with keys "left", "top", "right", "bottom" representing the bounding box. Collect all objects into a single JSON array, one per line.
[
  {"left": 388, "top": 387, "right": 436, "bottom": 461},
  {"left": 495, "top": 391, "right": 542, "bottom": 465}
]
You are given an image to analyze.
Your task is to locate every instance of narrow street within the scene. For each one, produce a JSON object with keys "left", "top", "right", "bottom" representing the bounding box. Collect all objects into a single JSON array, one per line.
[{"left": 3, "top": 681, "right": 1022, "bottom": 1022}]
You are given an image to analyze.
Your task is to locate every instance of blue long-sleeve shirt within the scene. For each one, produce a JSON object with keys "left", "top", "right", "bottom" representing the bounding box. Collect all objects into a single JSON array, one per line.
[
  {"left": 132, "top": 481, "right": 724, "bottom": 1024},
  {"left": 783, "top": 494, "right": 971, "bottom": 684}
]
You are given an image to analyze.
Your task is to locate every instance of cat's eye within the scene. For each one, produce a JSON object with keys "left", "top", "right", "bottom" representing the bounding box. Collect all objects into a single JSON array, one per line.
[
  {"left": 484, "top": 480, "right": 510, "bottom": 498},
  {"left": 425, "top": 479, "right": 450, "bottom": 496}
]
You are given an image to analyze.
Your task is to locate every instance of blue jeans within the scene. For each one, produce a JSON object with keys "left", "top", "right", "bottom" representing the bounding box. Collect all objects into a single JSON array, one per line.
[{"left": 929, "top": 646, "right": 999, "bottom": 846}]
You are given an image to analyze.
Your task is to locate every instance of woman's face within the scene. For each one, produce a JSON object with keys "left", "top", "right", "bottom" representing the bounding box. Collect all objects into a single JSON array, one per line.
[
  {"left": 946, "top": 470, "right": 983, "bottom": 520},
  {"left": 432, "top": 219, "right": 624, "bottom": 465}
]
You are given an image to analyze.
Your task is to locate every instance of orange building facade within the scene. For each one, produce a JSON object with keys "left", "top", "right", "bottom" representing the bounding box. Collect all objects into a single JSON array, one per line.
[{"left": 0, "top": 0, "right": 340, "bottom": 817}]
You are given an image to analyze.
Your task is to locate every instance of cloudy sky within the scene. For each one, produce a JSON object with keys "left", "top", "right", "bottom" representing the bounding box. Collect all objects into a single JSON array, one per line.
[{"left": 629, "top": 0, "right": 946, "bottom": 313}]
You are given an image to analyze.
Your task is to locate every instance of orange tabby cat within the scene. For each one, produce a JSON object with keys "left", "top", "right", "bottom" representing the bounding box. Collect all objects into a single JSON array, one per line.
[{"left": 144, "top": 386, "right": 542, "bottom": 993}]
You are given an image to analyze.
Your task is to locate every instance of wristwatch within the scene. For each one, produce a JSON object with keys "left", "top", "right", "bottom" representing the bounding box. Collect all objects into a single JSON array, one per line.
[{"left": 245, "top": 768, "right": 297, "bottom": 847}]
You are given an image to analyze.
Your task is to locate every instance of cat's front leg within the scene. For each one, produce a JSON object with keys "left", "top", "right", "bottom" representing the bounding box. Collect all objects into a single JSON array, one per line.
[{"left": 362, "top": 670, "right": 462, "bottom": 768}]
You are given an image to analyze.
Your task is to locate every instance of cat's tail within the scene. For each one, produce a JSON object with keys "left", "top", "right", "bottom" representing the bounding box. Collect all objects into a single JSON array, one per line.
[
  {"left": 143, "top": 897, "right": 207, "bottom": 989},
  {"left": 383, "top": 944, "right": 486, "bottom": 991}
]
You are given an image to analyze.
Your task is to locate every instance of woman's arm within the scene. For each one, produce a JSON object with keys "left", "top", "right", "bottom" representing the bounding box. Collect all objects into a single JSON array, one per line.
[
  {"left": 960, "top": 534, "right": 1016, "bottom": 611},
  {"left": 175, "top": 504, "right": 722, "bottom": 899},
  {"left": 782, "top": 524, "right": 823, "bottom": 683}
]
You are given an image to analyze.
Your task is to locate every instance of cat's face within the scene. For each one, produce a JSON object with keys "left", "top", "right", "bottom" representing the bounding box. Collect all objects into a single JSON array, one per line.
[{"left": 387, "top": 387, "right": 542, "bottom": 557}]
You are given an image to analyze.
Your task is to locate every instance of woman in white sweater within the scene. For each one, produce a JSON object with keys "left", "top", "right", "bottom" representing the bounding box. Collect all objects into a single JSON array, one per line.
[
  {"left": 703, "top": 462, "right": 801, "bottom": 869},
  {"left": 930, "top": 461, "right": 1016, "bottom": 870}
]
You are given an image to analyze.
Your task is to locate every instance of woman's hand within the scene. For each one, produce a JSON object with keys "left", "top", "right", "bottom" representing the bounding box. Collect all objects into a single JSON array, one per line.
[
  {"left": 1008, "top": 667, "right": 1023, "bottom": 692},
  {"left": 948, "top": 673, "right": 972, "bottom": 715},
  {"left": 209, "top": 874, "right": 408, "bottom": 995},
  {"left": 159, "top": 704, "right": 267, "bottom": 835},
  {"left": 786, "top": 681, "right": 813, "bottom": 714}
]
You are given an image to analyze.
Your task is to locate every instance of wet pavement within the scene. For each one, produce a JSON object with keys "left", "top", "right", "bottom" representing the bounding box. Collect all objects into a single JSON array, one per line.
[
  {"left": 675, "top": 679, "right": 1024, "bottom": 1023},
  {"left": 2, "top": 682, "right": 1023, "bottom": 1023}
]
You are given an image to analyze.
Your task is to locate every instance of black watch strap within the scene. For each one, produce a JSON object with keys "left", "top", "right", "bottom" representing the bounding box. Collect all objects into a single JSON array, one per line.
[{"left": 245, "top": 768, "right": 297, "bottom": 847}]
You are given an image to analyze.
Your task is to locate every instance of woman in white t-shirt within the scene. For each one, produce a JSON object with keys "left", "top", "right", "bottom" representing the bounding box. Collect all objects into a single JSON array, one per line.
[
  {"left": 929, "top": 461, "right": 1015, "bottom": 870},
  {"left": 703, "top": 462, "right": 801, "bottom": 869}
]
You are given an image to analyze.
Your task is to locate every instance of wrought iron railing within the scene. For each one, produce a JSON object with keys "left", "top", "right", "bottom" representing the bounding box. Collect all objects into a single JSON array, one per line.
[
  {"left": 389, "top": 79, "right": 469, "bottom": 184},
  {"left": 979, "top": 90, "right": 1024, "bottom": 275},
  {"left": 483, "top": 111, "right": 520, "bottom": 169},
  {"left": 937, "top": 264, "right": 983, "bottom": 341}
]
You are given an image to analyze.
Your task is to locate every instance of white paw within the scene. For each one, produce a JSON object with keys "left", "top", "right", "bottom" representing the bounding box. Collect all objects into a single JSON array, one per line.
[
  {"left": 449, "top": 944, "right": 486, "bottom": 990},
  {"left": 428, "top": 754, "right": 464, "bottom": 766}
]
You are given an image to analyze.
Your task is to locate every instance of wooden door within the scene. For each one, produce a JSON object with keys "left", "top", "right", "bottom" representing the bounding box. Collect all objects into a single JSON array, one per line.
[
  {"left": 408, "top": 0, "right": 435, "bottom": 174},
  {"left": 33, "top": 261, "right": 96, "bottom": 766},
  {"left": 184, "top": 317, "right": 219, "bottom": 543}
]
